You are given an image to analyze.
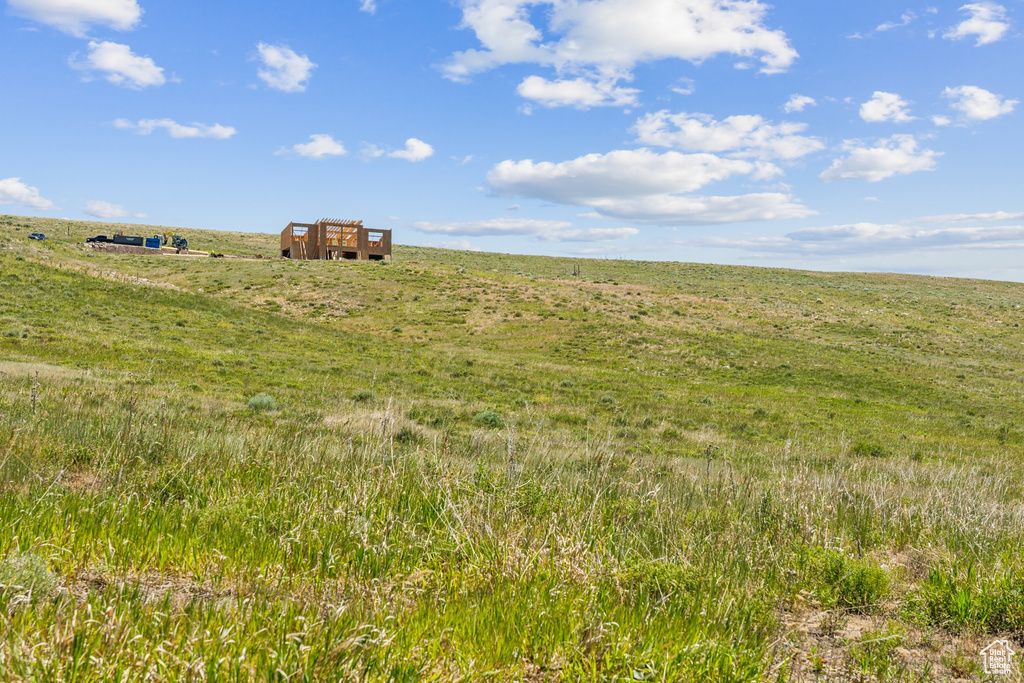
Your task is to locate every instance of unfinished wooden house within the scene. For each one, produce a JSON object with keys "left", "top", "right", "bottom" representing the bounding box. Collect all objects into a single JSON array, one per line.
[{"left": 281, "top": 219, "right": 392, "bottom": 261}]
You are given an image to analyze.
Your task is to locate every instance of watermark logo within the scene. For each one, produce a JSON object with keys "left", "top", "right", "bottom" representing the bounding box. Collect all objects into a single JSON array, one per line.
[{"left": 981, "top": 639, "right": 1016, "bottom": 676}]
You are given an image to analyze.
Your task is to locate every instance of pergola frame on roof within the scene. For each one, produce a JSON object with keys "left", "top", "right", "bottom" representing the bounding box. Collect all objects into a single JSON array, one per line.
[{"left": 281, "top": 218, "right": 391, "bottom": 261}]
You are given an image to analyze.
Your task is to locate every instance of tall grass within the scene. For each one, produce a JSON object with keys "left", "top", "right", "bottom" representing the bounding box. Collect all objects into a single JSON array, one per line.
[
  {"left": 1, "top": 374, "right": 1023, "bottom": 679},
  {"left": 3, "top": 215, "right": 1024, "bottom": 679}
]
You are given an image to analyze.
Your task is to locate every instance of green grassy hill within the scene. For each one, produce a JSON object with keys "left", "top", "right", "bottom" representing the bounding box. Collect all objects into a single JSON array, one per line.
[{"left": 1, "top": 214, "right": 1022, "bottom": 681}]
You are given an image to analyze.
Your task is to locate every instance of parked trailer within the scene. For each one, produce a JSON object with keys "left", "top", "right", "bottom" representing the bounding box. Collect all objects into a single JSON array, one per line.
[{"left": 87, "top": 234, "right": 166, "bottom": 251}]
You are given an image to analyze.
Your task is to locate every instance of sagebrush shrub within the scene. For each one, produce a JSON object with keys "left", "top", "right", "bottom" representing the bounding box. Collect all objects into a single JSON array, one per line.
[
  {"left": 850, "top": 440, "right": 889, "bottom": 458},
  {"left": 814, "top": 549, "right": 889, "bottom": 612},
  {"left": 473, "top": 410, "right": 503, "bottom": 429},
  {"left": 247, "top": 393, "right": 277, "bottom": 412}
]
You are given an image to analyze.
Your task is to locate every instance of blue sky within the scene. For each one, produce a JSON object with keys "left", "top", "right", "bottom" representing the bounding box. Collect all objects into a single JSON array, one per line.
[{"left": 1, "top": 0, "right": 1022, "bottom": 279}]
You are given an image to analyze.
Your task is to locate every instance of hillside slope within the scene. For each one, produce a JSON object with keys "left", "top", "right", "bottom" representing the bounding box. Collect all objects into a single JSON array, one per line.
[{"left": 1, "top": 214, "right": 1022, "bottom": 680}]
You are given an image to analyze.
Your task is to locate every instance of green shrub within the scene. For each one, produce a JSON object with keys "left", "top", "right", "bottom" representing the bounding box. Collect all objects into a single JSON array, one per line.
[
  {"left": 247, "top": 393, "right": 277, "bottom": 412},
  {"left": 473, "top": 410, "right": 503, "bottom": 429},
  {"left": 813, "top": 549, "right": 889, "bottom": 612},
  {"left": 353, "top": 390, "right": 377, "bottom": 403},
  {"left": 850, "top": 440, "right": 889, "bottom": 458},
  {"left": 996, "top": 424, "right": 1013, "bottom": 444}
]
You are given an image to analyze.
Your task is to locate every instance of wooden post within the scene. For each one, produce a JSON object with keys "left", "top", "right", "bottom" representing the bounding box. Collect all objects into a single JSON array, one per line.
[
  {"left": 357, "top": 227, "right": 368, "bottom": 260},
  {"left": 281, "top": 223, "right": 293, "bottom": 257},
  {"left": 317, "top": 221, "right": 328, "bottom": 260}
]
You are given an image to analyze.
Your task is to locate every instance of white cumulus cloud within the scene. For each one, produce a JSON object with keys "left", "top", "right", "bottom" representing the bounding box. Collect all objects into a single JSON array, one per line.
[
  {"left": 412, "top": 218, "right": 573, "bottom": 236},
  {"left": 359, "top": 0, "right": 377, "bottom": 13},
  {"left": 0, "top": 177, "right": 55, "bottom": 210},
  {"left": 536, "top": 227, "right": 640, "bottom": 242},
  {"left": 487, "top": 148, "right": 813, "bottom": 225},
  {"left": 859, "top": 91, "right": 915, "bottom": 123},
  {"left": 442, "top": 0, "right": 797, "bottom": 106},
  {"left": 783, "top": 94, "right": 816, "bottom": 113},
  {"left": 686, "top": 222, "right": 1024, "bottom": 255},
  {"left": 489, "top": 149, "right": 755, "bottom": 202},
  {"left": 8, "top": 0, "right": 141, "bottom": 36},
  {"left": 633, "top": 110, "right": 824, "bottom": 160},
  {"left": 876, "top": 11, "right": 917, "bottom": 32},
  {"left": 819, "top": 135, "right": 940, "bottom": 183},
  {"left": 412, "top": 218, "right": 638, "bottom": 242},
  {"left": 388, "top": 138, "right": 435, "bottom": 162},
  {"left": 671, "top": 77, "right": 696, "bottom": 95},
  {"left": 71, "top": 40, "right": 165, "bottom": 88},
  {"left": 578, "top": 193, "right": 814, "bottom": 225},
  {"left": 917, "top": 210, "right": 1024, "bottom": 223},
  {"left": 114, "top": 118, "right": 236, "bottom": 139},
  {"left": 517, "top": 75, "right": 638, "bottom": 108},
  {"left": 423, "top": 239, "right": 480, "bottom": 251},
  {"left": 280, "top": 134, "right": 347, "bottom": 158},
  {"left": 944, "top": 3, "right": 1010, "bottom": 46},
  {"left": 943, "top": 85, "right": 1017, "bottom": 121},
  {"left": 256, "top": 43, "right": 316, "bottom": 93},
  {"left": 83, "top": 200, "right": 145, "bottom": 219}
]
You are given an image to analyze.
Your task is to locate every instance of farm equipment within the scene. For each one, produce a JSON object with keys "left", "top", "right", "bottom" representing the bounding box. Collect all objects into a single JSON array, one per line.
[{"left": 161, "top": 232, "right": 189, "bottom": 252}]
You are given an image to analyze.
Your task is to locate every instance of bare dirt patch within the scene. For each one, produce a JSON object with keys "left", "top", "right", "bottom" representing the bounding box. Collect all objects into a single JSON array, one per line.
[
  {"left": 66, "top": 569, "right": 237, "bottom": 608},
  {"left": 88, "top": 243, "right": 163, "bottom": 256},
  {"left": 0, "top": 361, "right": 88, "bottom": 381},
  {"left": 777, "top": 606, "right": 1013, "bottom": 681}
]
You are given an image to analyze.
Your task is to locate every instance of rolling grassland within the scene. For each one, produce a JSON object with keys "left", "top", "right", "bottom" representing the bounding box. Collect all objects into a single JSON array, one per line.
[{"left": 1, "top": 214, "right": 1024, "bottom": 681}]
